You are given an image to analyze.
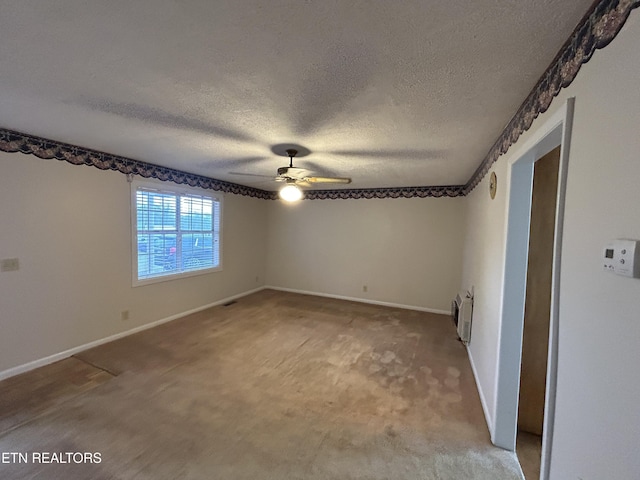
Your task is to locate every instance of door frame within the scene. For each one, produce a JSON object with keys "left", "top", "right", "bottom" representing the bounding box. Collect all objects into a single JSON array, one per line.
[{"left": 492, "top": 98, "right": 575, "bottom": 479}]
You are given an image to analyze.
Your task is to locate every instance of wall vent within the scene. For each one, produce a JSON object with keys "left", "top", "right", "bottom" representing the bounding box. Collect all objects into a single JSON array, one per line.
[{"left": 452, "top": 291, "right": 473, "bottom": 344}]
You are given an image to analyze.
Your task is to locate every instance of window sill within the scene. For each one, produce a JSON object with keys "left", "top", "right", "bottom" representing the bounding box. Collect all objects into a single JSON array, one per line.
[{"left": 133, "top": 265, "right": 223, "bottom": 287}]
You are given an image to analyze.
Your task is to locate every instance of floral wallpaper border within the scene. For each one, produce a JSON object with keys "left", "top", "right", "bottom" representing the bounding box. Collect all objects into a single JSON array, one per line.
[
  {"left": 0, "top": 0, "right": 637, "bottom": 200},
  {"left": 0, "top": 127, "right": 465, "bottom": 199},
  {"left": 304, "top": 185, "right": 465, "bottom": 200},
  {"left": 0, "top": 128, "right": 274, "bottom": 200},
  {"left": 463, "top": 0, "right": 640, "bottom": 194}
]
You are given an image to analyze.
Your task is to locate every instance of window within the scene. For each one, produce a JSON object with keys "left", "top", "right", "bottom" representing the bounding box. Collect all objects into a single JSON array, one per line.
[{"left": 132, "top": 181, "right": 222, "bottom": 285}]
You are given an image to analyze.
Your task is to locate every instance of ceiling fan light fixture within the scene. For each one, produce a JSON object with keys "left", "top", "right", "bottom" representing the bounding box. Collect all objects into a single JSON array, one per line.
[{"left": 279, "top": 184, "right": 303, "bottom": 202}]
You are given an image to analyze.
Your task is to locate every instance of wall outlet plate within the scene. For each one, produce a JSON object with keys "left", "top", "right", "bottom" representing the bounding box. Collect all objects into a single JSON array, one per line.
[{"left": 1, "top": 258, "right": 20, "bottom": 272}]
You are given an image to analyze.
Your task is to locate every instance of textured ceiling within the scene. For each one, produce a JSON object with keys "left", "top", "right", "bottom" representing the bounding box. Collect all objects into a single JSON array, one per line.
[{"left": 0, "top": 0, "right": 595, "bottom": 190}]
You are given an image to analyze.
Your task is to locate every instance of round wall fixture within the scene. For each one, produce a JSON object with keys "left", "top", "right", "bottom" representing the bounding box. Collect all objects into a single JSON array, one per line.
[{"left": 489, "top": 172, "right": 497, "bottom": 199}]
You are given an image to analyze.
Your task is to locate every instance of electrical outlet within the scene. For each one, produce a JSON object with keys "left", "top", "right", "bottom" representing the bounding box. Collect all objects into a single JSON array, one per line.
[
  {"left": 1, "top": 258, "right": 20, "bottom": 272},
  {"left": 362, "top": 285, "right": 368, "bottom": 292},
  {"left": 121, "top": 310, "right": 130, "bottom": 321}
]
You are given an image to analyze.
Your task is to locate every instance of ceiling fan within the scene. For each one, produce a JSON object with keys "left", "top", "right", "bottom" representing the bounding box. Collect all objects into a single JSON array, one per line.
[
  {"left": 231, "top": 146, "right": 352, "bottom": 201},
  {"left": 275, "top": 148, "right": 351, "bottom": 201},
  {"left": 276, "top": 148, "right": 351, "bottom": 186}
]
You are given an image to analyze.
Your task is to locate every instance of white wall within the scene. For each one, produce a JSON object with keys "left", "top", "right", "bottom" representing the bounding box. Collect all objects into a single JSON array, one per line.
[
  {"left": 461, "top": 157, "right": 509, "bottom": 426},
  {"left": 0, "top": 151, "right": 267, "bottom": 374},
  {"left": 461, "top": 11, "right": 640, "bottom": 479},
  {"left": 266, "top": 196, "right": 465, "bottom": 313}
]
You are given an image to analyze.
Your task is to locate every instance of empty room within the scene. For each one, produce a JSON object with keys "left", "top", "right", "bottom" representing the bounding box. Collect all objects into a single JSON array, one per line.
[{"left": 1, "top": 1, "right": 639, "bottom": 479}]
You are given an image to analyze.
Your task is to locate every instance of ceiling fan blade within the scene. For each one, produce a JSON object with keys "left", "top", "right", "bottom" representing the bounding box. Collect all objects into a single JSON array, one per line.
[
  {"left": 294, "top": 180, "right": 312, "bottom": 188},
  {"left": 304, "top": 176, "right": 352, "bottom": 184}
]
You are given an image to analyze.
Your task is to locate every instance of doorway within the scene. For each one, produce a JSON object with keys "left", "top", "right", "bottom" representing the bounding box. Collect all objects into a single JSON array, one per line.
[
  {"left": 491, "top": 99, "right": 575, "bottom": 480},
  {"left": 516, "top": 147, "right": 560, "bottom": 479}
]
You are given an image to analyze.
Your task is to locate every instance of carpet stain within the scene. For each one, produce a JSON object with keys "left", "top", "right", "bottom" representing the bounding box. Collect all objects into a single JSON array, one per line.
[{"left": 0, "top": 289, "right": 521, "bottom": 479}]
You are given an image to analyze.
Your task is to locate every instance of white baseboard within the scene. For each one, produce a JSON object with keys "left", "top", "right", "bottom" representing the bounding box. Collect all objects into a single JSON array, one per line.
[
  {"left": 467, "top": 345, "right": 494, "bottom": 436},
  {"left": 0, "top": 286, "right": 266, "bottom": 381},
  {"left": 1, "top": 285, "right": 448, "bottom": 381},
  {"left": 265, "top": 285, "right": 451, "bottom": 315}
]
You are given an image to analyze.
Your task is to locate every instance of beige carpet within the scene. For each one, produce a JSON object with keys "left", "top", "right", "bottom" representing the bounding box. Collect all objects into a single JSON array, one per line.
[{"left": 0, "top": 289, "right": 522, "bottom": 479}]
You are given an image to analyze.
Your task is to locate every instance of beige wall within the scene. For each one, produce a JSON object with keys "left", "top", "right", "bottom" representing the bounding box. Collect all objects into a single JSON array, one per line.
[
  {"left": 0, "top": 151, "right": 267, "bottom": 374},
  {"left": 461, "top": 11, "right": 640, "bottom": 479},
  {"left": 266, "top": 196, "right": 465, "bottom": 313}
]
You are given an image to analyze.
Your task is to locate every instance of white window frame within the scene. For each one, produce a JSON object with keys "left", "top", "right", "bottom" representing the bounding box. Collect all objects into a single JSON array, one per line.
[{"left": 131, "top": 179, "right": 223, "bottom": 287}]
